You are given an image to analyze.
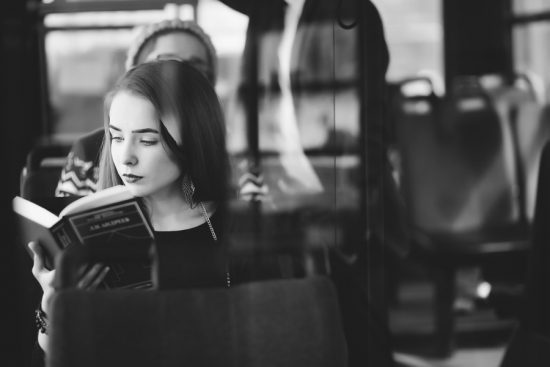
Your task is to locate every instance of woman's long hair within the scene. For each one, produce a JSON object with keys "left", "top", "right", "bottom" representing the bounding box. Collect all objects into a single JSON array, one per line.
[{"left": 98, "top": 60, "right": 230, "bottom": 208}]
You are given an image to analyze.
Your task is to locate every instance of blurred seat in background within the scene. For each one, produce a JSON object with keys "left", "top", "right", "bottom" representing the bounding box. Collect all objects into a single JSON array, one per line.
[
  {"left": 480, "top": 72, "right": 549, "bottom": 222},
  {"left": 392, "top": 75, "right": 529, "bottom": 357},
  {"left": 19, "top": 142, "right": 73, "bottom": 212},
  {"left": 476, "top": 72, "right": 550, "bottom": 318}
]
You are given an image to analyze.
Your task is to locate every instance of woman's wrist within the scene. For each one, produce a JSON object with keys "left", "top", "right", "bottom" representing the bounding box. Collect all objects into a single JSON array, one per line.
[{"left": 35, "top": 303, "right": 48, "bottom": 334}]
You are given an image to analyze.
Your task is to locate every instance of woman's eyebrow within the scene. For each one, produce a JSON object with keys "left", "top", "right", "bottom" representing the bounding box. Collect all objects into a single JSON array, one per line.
[
  {"left": 131, "top": 128, "right": 159, "bottom": 134},
  {"left": 109, "top": 124, "right": 159, "bottom": 134}
]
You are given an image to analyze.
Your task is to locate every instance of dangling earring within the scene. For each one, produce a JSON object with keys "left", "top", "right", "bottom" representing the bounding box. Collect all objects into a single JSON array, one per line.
[{"left": 181, "top": 176, "right": 196, "bottom": 207}]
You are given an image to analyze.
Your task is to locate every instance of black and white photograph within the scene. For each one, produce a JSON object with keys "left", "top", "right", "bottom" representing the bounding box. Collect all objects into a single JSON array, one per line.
[{"left": 2, "top": 0, "right": 550, "bottom": 366}]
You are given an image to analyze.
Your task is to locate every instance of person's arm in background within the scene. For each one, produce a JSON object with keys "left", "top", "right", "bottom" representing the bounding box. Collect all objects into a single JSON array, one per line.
[
  {"left": 217, "top": 0, "right": 253, "bottom": 16},
  {"left": 55, "top": 128, "right": 104, "bottom": 197}
]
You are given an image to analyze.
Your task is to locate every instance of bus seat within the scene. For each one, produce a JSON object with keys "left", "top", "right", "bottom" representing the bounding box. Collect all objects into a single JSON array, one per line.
[
  {"left": 20, "top": 143, "right": 71, "bottom": 200},
  {"left": 482, "top": 72, "right": 548, "bottom": 221},
  {"left": 48, "top": 278, "right": 348, "bottom": 367},
  {"left": 500, "top": 327, "right": 550, "bottom": 367},
  {"left": 405, "top": 76, "right": 522, "bottom": 233},
  {"left": 393, "top": 76, "right": 529, "bottom": 356},
  {"left": 521, "top": 141, "right": 550, "bottom": 338},
  {"left": 518, "top": 102, "right": 550, "bottom": 220},
  {"left": 499, "top": 141, "right": 550, "bottom": 367},
  {"left": 47, "top": 244, "right": 348, "bottom": 367}
]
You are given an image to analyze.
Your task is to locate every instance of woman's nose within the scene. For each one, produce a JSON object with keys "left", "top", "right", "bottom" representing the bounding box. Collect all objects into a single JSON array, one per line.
[
  {"left": 121, "top": 142, "right": 138, "bottom": 166},
  {"left": 124, "top": 155, "right": 137, "bottom": 166}
]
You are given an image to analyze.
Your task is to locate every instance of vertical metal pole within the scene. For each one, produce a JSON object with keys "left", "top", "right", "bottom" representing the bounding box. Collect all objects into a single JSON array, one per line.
[
  {"left": 357, "top": 1, "right": 372, "bottom": 300},
  {"left": 37, "top": 21, "right": 50, "bottom": 139},
  {"left": 357, "top": 0, "right": 369, "bottom": 259},
  {"left": 244, "top": 3, "right": 262, "bottom": 247}
]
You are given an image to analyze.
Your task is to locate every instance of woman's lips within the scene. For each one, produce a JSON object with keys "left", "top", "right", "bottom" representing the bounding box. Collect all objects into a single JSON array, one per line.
[{"left": 122, "top": 174, "right": 143, "bottom": 183}]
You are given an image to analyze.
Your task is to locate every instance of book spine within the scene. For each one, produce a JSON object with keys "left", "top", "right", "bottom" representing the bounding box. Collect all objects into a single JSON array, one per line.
[{"left": 51, "top": 219, "right": 81, "bottom": 248}]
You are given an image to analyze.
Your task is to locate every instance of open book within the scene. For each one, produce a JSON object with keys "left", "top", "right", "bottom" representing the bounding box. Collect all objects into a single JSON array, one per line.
[{"left": 13, "top": 185, "right": 155, "bottom": 289}]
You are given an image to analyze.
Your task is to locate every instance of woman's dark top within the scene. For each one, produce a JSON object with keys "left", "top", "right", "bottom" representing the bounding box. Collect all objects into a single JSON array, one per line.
[
  {"left": 153, "top": 211, "right": 230, "bottom": 289},
  {"left": 154, "top": 210, "right": 296, "bottom": 289}
]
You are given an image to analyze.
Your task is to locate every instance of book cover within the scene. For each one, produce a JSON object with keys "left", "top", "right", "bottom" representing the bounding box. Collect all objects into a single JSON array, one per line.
[{"left": 13, "top": 185, "right": 155, "bottom": 289}]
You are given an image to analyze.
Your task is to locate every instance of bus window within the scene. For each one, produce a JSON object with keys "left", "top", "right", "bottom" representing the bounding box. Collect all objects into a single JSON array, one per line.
[
  {"left": 46, "top": 28, "right": 131, "bottom": 139},
  {"left": 196, "top": 0, "right": 247, "bottom": 154},
  {"left": 371, "top": 0, "right": 443, "bottom": 85},
  {"left": 197, "top": 0, "right": 247, "bottom": 105},
  {"left": 513, "top": 0, "right": 550, "bottom": 14},
  {"left": 44, "top": 10, "right": 168, "bottom": 140},
  {"left": 513, "top": 21, "right": 550, "bottom": 101},
  {"left": 44, "top": 3, "right": 248, "bottom": 145}
]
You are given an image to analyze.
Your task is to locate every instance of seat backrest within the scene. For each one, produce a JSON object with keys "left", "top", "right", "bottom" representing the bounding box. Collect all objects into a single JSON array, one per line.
[
  {"left": 500, "top": 326, "right": 550, "bottom": 367},
  {"left": 482, "top": 73, "right": 547, "bottom": 222},
  {"left": 394, "top": 76, "right": 521, "bottom": 236},
  {"left": 47, "top": 276, "right": 348, "bottom": 367},
  {"left": 523, "top": 141, "right": 550, "bottom": 336},
  {"left": 393, "top": 77, "right": 443, "bottom": 232},
  {"left": 519, "top": 102, "right": 550, "bottom": 220},
  {"left": 499, "top": 141, "right": 550, "bottom": 367},
  {"left": 47, "top": 241, "right": 347, "bottom": 367},
  {"left": 20, "top": 143, "right": 71, "bottom": 200}
]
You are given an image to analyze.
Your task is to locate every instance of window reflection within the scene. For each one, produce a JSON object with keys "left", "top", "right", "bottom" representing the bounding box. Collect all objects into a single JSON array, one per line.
[
  {"left": 513, "top": 23, "right": 550, "bottom": 100},
  {"left": 46, "top": 29, "right": 131, "bottom": 139},
  {"left": 372, "top": 0, "right": 443, "bottom": 83},
  {"left": 513, "top": 0, "right": 550, "bottom": 14}
]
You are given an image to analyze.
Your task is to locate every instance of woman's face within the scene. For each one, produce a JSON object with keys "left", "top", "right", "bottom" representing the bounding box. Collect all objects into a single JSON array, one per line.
[{"left": 109, "top": 90, "right": 182, "bottom": 199}]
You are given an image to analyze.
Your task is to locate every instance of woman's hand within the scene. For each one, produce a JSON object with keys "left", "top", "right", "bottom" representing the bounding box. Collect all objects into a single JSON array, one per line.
[
  {"left": 75, "top": 263, "right": 111, "bottom": 289},
  {"left": 28, "top": 241, "right": 110, "bottom": 314},
  {"left": 28, "top": 241, "right": 56, "bottom": 314},
  {"left": 29, "top": 241, "right": 110, "bottom": 353}
]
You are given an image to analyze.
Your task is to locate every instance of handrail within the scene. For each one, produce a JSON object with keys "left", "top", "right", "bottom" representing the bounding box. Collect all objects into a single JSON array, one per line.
[
  {"left": 30, "top": 0, "right": 197, "bottom": 15},
  {"left": 509, "top": 10, "right": 550, "bottom": 25}
]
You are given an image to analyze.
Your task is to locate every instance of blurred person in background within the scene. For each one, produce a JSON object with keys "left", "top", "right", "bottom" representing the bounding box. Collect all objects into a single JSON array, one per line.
[{"left": 219, "top": 0, "right": 410, "bottom": 366}]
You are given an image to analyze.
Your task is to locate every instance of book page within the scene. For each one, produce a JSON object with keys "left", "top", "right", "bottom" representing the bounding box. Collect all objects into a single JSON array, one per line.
[
  {"left": 60, "top": 185, "right": 134, "bottom": 217},
  {"left": 12, "top": 196, "right": 59, "bottom": 228}
]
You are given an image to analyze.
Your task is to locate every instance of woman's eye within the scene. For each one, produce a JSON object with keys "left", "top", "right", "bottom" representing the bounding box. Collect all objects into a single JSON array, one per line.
[
  {"left": 110, "top": 135, "right": 123, "bottom": 143},
  {"left": 141, "top": 140, "right": 158, "bottom": 146}
]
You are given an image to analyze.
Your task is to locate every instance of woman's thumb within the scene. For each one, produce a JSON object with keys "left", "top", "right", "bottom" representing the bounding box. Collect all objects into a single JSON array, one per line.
[{"left": 28, "top": 241, "right": 45, "bottom": 272}]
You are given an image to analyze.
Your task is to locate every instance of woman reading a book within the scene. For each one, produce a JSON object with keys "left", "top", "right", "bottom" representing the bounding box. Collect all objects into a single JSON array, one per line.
[
  {"left": 29, "top": 59, "right": 232, "bottom": 354},
  {"left": 99, "top": 58, "right": 232, "bottom": 289},
  {"left": 99, "top": 58, "right": 229, "bottom": 231}
]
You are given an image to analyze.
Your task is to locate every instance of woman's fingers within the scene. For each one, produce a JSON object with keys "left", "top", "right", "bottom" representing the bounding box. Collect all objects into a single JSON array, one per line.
[
  {"left": 77, "top": 263, "right": 110, "bottom": 290},
  {"left": 89, "top": 266, "right": 110, "bottom": 289},
  {"left": 76, "top": 263, "right": 102, "bottom": 288},
  {"left": 29, "top": 241, "right": 56, "bottom": 293},
  {"left": 29, "top": 243, "right": 110, "bottom": 290}
]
